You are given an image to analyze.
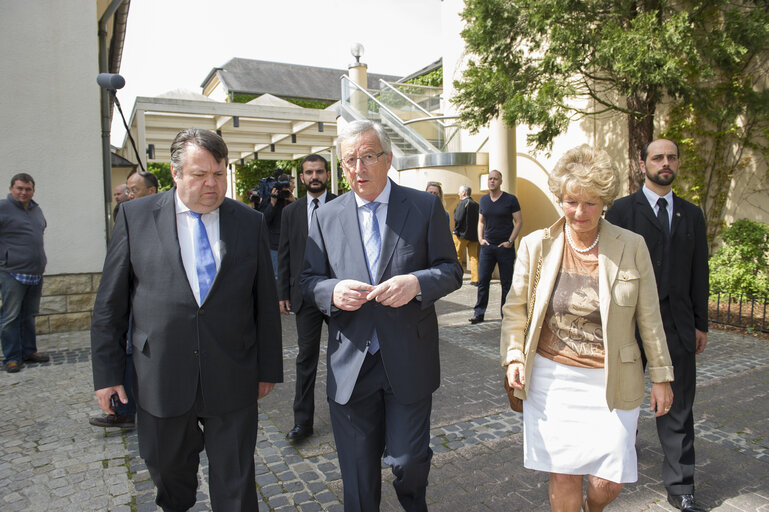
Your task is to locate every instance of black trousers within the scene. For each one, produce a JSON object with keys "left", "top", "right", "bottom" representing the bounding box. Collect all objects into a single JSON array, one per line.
[
  {"left": 643, "top": 300, "right": 697, "bottom": 495},
  {"left": 293, "top": 305, "right": 326, "bottom": 427},
  {"left": 136, "top": 386, "right": 260, "bottom": 512},
  {"left": 658, "top": 305, "right": 697, "bottom": 494},
  {"left": 473, "top": 243, "right": 515, "bottom": 317},
  {"left": 329, "top": 352, "right": 432, "bottom": 512}
]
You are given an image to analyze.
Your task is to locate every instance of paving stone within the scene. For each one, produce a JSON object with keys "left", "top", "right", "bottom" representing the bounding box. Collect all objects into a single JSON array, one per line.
[{"left": 3, "top": 282, "right": 769, "bottom": 510}]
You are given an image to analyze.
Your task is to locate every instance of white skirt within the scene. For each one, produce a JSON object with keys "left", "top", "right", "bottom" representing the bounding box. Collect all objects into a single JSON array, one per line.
[{"left": 523, "top": 354, "right": 640, "bottom": 483}]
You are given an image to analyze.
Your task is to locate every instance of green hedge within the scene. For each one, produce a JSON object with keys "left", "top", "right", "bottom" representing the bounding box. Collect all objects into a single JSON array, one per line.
[{"left": 709, "top": 219, "right": 769, "bottom": 297}]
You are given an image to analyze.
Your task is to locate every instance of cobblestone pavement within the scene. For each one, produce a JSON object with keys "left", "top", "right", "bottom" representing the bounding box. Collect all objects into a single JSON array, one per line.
[{"left": 1, "top": 278, "right": 768, "bottom": 511}]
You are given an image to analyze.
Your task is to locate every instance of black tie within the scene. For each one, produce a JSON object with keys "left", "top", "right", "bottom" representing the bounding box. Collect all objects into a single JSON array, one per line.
[
  {"left": 657, "top": 197, "right": 670, "bottom": 238},
  {"left": 311, "top": 198, "right": 319, "bottom": 219}
]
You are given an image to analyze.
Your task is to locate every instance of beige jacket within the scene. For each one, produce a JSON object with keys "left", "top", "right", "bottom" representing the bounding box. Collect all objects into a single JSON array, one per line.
[{"left": 500, "top": 217, "right": 674, "bottom": 410}]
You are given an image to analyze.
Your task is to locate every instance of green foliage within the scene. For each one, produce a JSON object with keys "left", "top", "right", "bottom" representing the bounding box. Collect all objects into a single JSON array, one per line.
[
  {"left": 231, "top": 93, "right": 332, "bottom": 110},
  {"left": 454, "top": 0, "right": 769, "bottom": 190},
  {"left": 234, "top": 160, "right": 295, "bottom": 201},
  {"left": 660, "top": 4, "right": 769, "bottom": 251},
  {"left": 710, "top": 219, "right": 769, "bottom": 296},
  {"left": 147, "top": 163, "right": 173, "bottom": 192},
  {"left": 285, "top": 98, "right": 333, "bottom": 109},
  {"left": 231, "top": 94, "right": 257, "bottom": 103},
  {"left": 405, "top": 67, "right": 443, "bottom": 87},
  {"left": 234, "top": 159, "right": 348, "bottom": 202}
]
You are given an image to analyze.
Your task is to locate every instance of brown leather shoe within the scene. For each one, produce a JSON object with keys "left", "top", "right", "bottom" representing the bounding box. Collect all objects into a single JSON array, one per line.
[
  {"left": 89, "top": 414, "right": 135, "bottom": 429},
  {"left": 23, "top": 352, "right": 50, "bottom": 363},
  {"left": 4, "top": 361, "right": 23, "bottom": 373}
]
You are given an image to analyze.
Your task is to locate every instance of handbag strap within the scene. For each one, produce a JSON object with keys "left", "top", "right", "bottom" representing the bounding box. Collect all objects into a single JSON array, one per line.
[{"left": 523, "top": 251, "right": 543, "bottom": 339}]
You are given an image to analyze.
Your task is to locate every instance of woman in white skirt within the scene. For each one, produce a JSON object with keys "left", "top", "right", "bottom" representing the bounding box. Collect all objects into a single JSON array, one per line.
[{"left": 501, "top": 145, "right": 674, "bottom": 512}]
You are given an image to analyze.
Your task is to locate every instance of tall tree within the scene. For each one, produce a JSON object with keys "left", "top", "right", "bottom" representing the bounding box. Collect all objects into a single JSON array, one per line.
[
  {"left": 453, "top": 0, "right": 769, "bottom": 192},
  {"left": 662, "top": 3, "right": 769, "bottom": 251}
]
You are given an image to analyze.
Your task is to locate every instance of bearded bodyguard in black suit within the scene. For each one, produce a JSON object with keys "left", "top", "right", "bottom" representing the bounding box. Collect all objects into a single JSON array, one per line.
[
  {"left": 301, "top": 120, "right": 462, "bottom": 511},
  {"left": 278, "top": 154, "right": 336, "bottom": 442},
  {"left": 91, "top": 129, "right": 282, "bottom": 511},
  {"left": 606, "top": 138, "right": 708, "bottom": 512}
]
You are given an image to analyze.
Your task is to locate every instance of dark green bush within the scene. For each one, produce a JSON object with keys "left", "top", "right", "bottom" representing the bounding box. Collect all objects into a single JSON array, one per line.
[{"left": 709, "top": 219, "right": 769, "bottom": 297}]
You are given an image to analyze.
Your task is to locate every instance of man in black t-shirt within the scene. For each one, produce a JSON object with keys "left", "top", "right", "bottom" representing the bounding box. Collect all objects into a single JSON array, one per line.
[{"left": 470, "top": 170, "right": 522, "bottom": 324}]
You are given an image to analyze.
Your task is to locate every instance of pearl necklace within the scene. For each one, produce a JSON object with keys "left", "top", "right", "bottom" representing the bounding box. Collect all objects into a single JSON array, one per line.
[{"left": 565, "top": 224, "right": 599, "bottom": 253}]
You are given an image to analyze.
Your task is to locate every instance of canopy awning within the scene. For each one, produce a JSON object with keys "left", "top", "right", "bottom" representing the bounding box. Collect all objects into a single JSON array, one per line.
[{"left": 117, "top": 94, "right": 339, "bottom": 169}]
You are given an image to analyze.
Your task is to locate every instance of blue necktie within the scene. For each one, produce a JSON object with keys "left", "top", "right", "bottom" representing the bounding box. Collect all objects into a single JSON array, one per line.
[
  {"left": 190, "top": 211, "right": 217, "bottom": 302},
  {"left": 362, "top": 202, "right": 381, "bottom": 282},
  {"left": 362, "top": 202, "right": 381, "bottom": 354}
]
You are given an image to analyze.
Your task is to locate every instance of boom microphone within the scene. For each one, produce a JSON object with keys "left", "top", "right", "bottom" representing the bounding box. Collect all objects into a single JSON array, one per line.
[{"left": 96, "top": 73, "right": 126, "bottom": 90}]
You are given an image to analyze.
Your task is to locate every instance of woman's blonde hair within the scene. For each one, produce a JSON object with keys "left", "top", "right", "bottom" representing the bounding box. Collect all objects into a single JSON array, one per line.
[{"left": 548, "top": 144, "right": 620, "bottom": 208}]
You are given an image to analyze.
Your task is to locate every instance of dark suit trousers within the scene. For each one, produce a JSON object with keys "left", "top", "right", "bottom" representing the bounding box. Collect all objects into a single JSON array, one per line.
[
  {"left": 656, "top": 300, "right": 697, "bottom": 495},
  {"left": 136, "top": 385, "right": 259, "bottom": 512},
  {"left": 293, "top": 305, "right": 326, "bottom": 427},
  {"left": 329, "top": 352, "right": 433, "bottom": 512},
  {"left": 474, "top": 243, "right": 515, "bottom": 317}
]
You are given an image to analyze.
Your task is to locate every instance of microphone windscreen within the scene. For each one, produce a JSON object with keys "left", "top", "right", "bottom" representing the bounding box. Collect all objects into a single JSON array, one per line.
[{"left": 96, "top": 73, "right": 126, "bottom": 90}]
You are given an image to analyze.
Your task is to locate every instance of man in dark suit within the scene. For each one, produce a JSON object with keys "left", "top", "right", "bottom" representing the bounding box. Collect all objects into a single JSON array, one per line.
[
  {"left": 606, "top": 138, "right": 708, "bottom": 512},
  {"left": 91, "top": 128, "right": 282, "bottom": 512},
  {"left": 278, "top": 154, "right": 336, "bottom": 442},
  {"left": 453, "top": 184, "right": 480, "bottom": 285},
  {"left": 301, "top": 120, "right": 462, "bottom": 511}
]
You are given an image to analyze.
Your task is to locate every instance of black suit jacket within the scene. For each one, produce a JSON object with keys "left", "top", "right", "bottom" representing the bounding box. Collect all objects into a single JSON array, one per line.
[
  {"left": 300, "top": 181, "right": 463, "bottom": 405},
  {"left": 606, "top": 189, "right": 708, "bottom": 351},
  {"left": 91, "top": 189, "right": 283, "bottom": 418},
  {"left": 453, "top": 196, "right": 479, "bottom": 241},
  {"left": 277, "top": 192, "right": 336, "bottom": 312}
]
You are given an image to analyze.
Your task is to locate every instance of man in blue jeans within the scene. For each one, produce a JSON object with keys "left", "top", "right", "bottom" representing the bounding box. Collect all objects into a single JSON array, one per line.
[
  {"left": 0, "top": 173, "right": 49, "bottom": 373},
  {"left": 469, "top": 170, "right": 522, "bottom": 324}
]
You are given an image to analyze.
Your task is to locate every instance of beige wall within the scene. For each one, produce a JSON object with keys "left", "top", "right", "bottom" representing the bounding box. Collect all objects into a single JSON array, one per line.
[{"left": 0, "top": 0, "right": 108, "bottom": 274}]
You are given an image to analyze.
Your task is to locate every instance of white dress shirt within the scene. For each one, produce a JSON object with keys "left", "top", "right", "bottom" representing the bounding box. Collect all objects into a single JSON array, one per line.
[
  {"left": 306, "top": 190, "right": 329, "bottom": 227},
  {"left": 353, "top": 180, "right": 391, "bottom": 280},
  {"left": 642, "top": 185, "right": 674, "bottom": 231},
  {"left": 174, "top": 191, "right": 223, "bottom": 305}
]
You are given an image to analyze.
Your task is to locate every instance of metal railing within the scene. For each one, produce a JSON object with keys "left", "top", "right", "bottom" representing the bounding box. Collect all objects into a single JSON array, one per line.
[
  {"left": 709, "top": 291, "right": 769, "bottom": 333},
  {"left": 340, "top": 76, "right": 463, "bottom": 154}
]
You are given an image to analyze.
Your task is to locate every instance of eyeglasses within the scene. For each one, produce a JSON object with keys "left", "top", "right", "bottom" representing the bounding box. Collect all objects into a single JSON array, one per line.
[{"left": 341, "top": 152, "right": 385, "bottom": 169}]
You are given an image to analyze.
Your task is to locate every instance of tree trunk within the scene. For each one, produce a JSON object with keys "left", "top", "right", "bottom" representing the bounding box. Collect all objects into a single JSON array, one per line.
[{"left": 626, "top": 92, "right": 656, "bottom": 193}]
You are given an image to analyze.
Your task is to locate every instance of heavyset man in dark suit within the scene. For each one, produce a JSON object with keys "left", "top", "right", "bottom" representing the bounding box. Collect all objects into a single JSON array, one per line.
[
  {"left": 91, "top": 128, "right": 282, "bottom": 511},
  {"left": 606, "top": 138, "right": 708, "bottom": 512},
  {"left": 301, "top": 120, "right": 462, "bottom": 511},
  {"left": 278, "top": 154, "right": 336, "bottom": 442}
]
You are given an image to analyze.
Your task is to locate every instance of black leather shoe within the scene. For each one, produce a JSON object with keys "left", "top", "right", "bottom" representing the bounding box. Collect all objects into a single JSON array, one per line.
[
  {"left": 89, "top": 414, "right": 135, "bottom": 429},
  {"left": 469, "top": 281, "right": 479, "bottom": 287},
  {"left": 469, "top": 315, "right": 484, "bottom": 324},
  {"left": 286, "top": 424, "right": 313, "bottom": 441},
  {"left": 667, "top": 493, "right": 708, "bottom": 512},
  {"left": 24, "top": 352, "right": 50, "bottom": 363}
]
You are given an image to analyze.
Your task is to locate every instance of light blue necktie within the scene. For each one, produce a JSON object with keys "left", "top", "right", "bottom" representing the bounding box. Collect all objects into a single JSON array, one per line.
[
  {"left": 362, "top": 202, "right": 381, "bottom": 354},
  {"left": 190, "top": 211, "right": 217, "bottom": 303}
]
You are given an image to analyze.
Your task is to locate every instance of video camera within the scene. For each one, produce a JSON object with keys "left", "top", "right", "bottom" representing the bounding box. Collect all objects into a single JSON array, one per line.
[{"left": 249, "top": 174, "right": 291, "bottom": 208}]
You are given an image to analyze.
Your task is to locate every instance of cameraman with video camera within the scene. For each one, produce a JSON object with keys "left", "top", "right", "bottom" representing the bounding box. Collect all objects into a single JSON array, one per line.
[{"left": 259, "top": 172, "right": 295, "bottom": 278}]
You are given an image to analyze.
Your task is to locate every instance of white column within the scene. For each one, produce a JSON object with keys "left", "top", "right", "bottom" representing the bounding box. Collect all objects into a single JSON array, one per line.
[
  {"left": 488, "top": 117, "right": 517, "bottom": 194},
  {"left": 330, "top": 146, "right": 338, "bottom": 195},
  {"left": 348, "top": 63, "right": 368, "bottom": 116}
]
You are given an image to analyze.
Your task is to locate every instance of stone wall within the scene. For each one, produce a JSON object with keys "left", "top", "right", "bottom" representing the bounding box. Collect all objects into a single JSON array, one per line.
[{"left": 35, "top": 273, "right": 101, "bottom": 334}]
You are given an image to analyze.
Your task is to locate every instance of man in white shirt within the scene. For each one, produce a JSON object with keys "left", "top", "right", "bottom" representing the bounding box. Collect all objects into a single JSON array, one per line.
[
  {"left": 606, "top": 138, "right": 708, "bottom": 512},
  {"left": 277, "top": 154, "right": 336, "bottom": 442},
  {"left": 91, "top": 128, "right": 282, "bottom": 511}
]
